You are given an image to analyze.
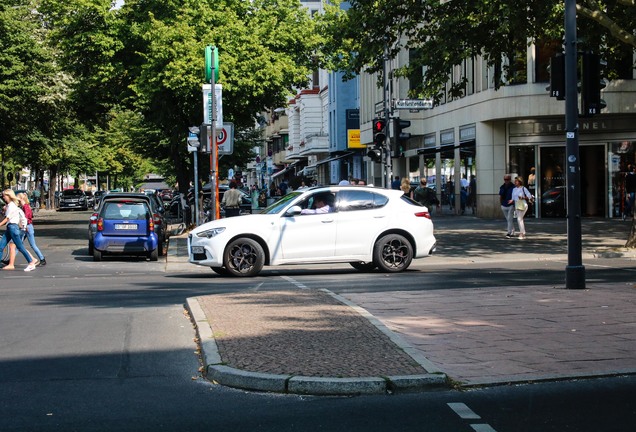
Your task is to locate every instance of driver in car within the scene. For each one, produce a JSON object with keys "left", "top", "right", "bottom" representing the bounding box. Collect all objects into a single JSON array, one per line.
[{"left": 301, "top": 195, "right": 331, "bottom": 214}]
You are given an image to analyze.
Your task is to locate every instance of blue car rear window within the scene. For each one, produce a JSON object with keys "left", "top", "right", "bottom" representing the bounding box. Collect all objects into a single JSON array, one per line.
[{"left": 103, "top": 202, "right": 148, "bottom": 219}]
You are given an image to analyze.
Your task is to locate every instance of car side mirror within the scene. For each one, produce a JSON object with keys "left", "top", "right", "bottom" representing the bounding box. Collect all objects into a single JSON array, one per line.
[{"left": 286, "top": 205, "right": 302, "bottom": 216}]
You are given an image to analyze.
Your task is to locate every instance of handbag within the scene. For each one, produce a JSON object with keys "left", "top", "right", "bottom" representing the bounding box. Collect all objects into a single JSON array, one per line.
[{"left": 515, "top": 197, "right": 528, "bottom": 211}]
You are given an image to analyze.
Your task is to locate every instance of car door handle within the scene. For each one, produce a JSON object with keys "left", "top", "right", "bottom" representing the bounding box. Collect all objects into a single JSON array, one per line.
[{"left": 321, "top": 219, "right": 334, "bottom": 223}]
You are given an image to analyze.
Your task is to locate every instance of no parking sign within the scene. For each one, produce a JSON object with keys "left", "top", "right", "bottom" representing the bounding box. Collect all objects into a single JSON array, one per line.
[{"left": 216, "top": 123, "right": 234, "bottom": 155}]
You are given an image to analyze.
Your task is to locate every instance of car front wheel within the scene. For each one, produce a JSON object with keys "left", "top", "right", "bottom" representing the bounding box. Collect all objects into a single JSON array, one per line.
[
  {"left": 373, "top": 234, "right": 413, "bottom": 272},
  {"left": 350, "top": 262, "right": 376, "bottom": 272},
  {"left": 93, "top": 249, "right": 102, "bottom": 262},
  {"left": 210, "top": 266, "right": 230, "bottom": 276},
  {"left": 223, "top": 238, "right": 265, "bottom": 277}
]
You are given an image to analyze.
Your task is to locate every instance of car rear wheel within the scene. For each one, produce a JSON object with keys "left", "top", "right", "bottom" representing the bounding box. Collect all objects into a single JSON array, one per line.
[
  {"left": 93, "top": 249, "right": 102, "bottom": 262},
  {"left": 349, "top": 262, "right": 376, "bottom": 272},
  {"left": 373, "top": 234, "right": 413, "bottom": 272},
  {"left": 149, "top": 248, "right": 158, "bottom": 262},
  {"left": 88, "top": 241, "right": 94, "bottom": 256},
  {"left": 223, "top": 238, "right": 264, "bottom": 277}
]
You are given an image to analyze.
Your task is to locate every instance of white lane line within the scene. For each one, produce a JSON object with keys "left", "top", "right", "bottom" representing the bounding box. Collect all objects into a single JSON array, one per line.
[
  {"left": 280, "top": 275, "right": 309, "bottom": 289},
  {"left": 470, "top": 424, "right": 498, "bottom": 432},
  {"left": 448, "top": 402, "right": 499, "bottom": 432},
  {"left": 447, "top": 402, "right": 481, "bottom": 419}
]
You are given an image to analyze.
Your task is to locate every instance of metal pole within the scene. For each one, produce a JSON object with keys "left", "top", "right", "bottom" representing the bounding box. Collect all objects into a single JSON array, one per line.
[
  {"left": 193, "top": 150, "right": 199, "bottom": 225},
  {"left": 564, "top": 0, "right": 585, "bottom": 289},
  {"left": 210, "top": 48, "right": 218, "bottom": 220},
  {"left": 383, "top": 40, "right": 392, "bottom": 188}
]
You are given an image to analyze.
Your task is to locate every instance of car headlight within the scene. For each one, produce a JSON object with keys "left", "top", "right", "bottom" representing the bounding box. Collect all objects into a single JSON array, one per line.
[{"left": 196, "top": 227, "right": 226, "bottom": 238}]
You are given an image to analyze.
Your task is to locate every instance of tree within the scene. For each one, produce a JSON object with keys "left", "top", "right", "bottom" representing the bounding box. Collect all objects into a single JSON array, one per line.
[
  {"left": 39, "top": 0, "right": 322, "bottom": 194},
  {"left": 0, "top": 0, "right": 58, "bottom": 187}
]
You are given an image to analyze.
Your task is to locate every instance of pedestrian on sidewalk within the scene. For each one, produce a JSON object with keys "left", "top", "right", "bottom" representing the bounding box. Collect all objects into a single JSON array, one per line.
[
  {"left": 221, "top": 181, "right": 242, "bottom": 218},
  {"left": 499, "top": 174, "right": 515, "bottom": 238},
  {"left": 0, "top": 190, "right": 38, "bottom": 271},
  {"left": 512, "top": 177, "right": 534, "bottom": 240}
]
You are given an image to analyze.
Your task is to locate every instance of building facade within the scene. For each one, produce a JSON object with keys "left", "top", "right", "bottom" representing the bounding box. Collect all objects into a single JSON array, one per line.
[{"left": 359, "top": 42, "right": 636, "bottom": 218}]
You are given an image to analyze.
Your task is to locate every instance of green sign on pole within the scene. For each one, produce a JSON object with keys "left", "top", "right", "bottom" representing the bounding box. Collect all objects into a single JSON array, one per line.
[{"left": 204, "top": 45, "right": 219, "bottom": 82}]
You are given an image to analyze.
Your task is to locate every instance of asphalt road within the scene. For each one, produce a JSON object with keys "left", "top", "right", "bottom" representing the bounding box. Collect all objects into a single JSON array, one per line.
[{"left": 0, "top": 210, "right": 634, "bottom": 431}]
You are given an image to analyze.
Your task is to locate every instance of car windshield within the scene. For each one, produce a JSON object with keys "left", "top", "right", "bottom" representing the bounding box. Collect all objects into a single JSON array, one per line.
[
  {"left": 261, "top": 192, "right": 303, "bottom": 214},
  {"left": 63, "top": 190, "right": 84, "bottom": 196}
]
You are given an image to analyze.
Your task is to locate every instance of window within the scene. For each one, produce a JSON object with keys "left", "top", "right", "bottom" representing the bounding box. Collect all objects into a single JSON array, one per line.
[{"left": 336, "top": 190, "right": 387, "bottom": 212}]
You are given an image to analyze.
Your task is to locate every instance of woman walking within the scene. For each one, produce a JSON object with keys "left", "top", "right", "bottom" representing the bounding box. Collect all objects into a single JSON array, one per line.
[
  {"left": 4, "top": 193, "right": 46, "bottom": 268},
  {"left": 0, "top": 190, "right": 38, "bottom": 271},
  {"left": 512, "top": 177, "right": 534, "bottom": 240}
]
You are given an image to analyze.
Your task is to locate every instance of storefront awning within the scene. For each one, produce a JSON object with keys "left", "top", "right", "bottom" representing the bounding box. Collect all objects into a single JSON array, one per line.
[
  {"left": 271, "top": 162, "right": 299, "bottom": 179},
  {"left": 315, "top": 151, "right": 355, "bottom": 166}
]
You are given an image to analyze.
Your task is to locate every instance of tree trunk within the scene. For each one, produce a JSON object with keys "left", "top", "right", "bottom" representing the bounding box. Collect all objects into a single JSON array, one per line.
[
  {"left": 48, "top": 165, "right": 58, "bottom": 210},
  {"left": 625, "top": 215, "right": 636, "bottom": 248}
]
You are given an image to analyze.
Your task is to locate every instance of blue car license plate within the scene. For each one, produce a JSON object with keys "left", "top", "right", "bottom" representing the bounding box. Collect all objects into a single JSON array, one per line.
[{"left": 115, "top": 223, "right": 138, "bottom": 230}]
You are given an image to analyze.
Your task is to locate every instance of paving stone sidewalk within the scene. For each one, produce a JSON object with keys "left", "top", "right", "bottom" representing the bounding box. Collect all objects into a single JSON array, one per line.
[
  {"left": 343, "top": 283, "right": 636, "bottom": 386},
  {"left": 196, "top": 289, "right": 427, "bottom": 378}
]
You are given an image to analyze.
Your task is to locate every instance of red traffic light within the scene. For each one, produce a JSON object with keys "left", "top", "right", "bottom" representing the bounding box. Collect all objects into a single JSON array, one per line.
[{"left": 373, "top": 118, "right": 386, "bottom": 133}]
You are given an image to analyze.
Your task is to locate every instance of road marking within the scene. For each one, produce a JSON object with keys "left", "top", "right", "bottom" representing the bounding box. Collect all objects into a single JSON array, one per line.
[
  {"left": 280, "top": 275, "right": 308, "bottom": 289},
  {"left": 448, "top": 402, "right": 499, "bottom": 432},
  {"left": 470, "top": 425, "right": 498, "bottom": 432},
  {"left": 447, "top": 402, "right": 480, "bottom": 419}
]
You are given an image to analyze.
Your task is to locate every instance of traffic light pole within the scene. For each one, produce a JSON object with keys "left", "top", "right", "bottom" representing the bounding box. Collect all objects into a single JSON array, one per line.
[
  {"left": 564, "top": 0, "right": 585, "bottom": 289},
  {"left": 382, "top": 40, "right": 392, "bottom": 188}
]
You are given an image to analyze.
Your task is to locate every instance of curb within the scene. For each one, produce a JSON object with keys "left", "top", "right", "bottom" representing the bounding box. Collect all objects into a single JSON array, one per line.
[{"left": 185, "top": 297, "right": 447, "bottom": 395}]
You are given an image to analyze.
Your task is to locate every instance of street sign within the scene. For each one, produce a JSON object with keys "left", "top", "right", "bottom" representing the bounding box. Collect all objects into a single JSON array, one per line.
[
  {"left": 394, "top": 99, "right": 433, "bottom": 110},
  {"left": 187, "top": 131, "right": 199, "bottom": 152},
  {"left": 202, "top": 84, "right": 223, "bottom": 127}
]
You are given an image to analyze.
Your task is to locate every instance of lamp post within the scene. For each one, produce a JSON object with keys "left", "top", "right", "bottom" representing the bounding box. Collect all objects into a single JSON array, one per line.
[{"left": 564, "top": 0, "right": 585, "bottom": 289}]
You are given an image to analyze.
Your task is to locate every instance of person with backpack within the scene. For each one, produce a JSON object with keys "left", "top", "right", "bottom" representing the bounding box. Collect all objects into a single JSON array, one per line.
[
  {"left": 0, "top": 190, "right": 38, "bottom": 271},
  {"left": 413, "top": 179, "right": 440, "bottom": 213}
]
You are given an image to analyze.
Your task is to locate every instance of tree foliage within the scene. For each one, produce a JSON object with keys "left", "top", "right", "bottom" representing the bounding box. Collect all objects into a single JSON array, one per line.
[{"left": 34, "top": 0, "right": 321, "bottom": 191}]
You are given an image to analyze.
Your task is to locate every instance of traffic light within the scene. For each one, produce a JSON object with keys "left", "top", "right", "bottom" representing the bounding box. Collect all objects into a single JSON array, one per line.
[
  {"left": 199, "top": 123, "right": 211, "bottom": 153},
  {"left": 367, "top": 147, "right": 382, "bottom": 163},
  {"left": 372, "top": 118, "right": 386, "bottom": 147},
  {"left": 393, "top": 118, "right": 411, "bottom": 157},
  {"left": 580, "top": 52, "right": 607, "bottom": 117},
  {"left": 547, "top": 54, "right": 565, "bottom": 100}
]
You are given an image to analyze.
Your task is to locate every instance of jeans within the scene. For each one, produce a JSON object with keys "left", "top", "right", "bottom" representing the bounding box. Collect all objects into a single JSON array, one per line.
[
  {"left": 0, "top": 223, "right": 33, "bottom": 263},
  {"left": 501, "top": 205, "right": 515, "bottom": 235},
  {"left": 23, "top": 224, "right": 45, "bottom": 261},
  {"left": 515, "top": 207, "right": 528, "bottom": 235}
]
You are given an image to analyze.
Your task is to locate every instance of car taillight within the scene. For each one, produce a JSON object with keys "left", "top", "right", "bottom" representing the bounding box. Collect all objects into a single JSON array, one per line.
[
  {"left": 153, "top": 213, "right": 161, "bottom": 225},
  {"left": 90, "top": 213, "right": 98, "bottom": 226},
  {"left": 149, "top": 219, "right": 155, "bottom": 232},
  {"left": 414, "top": 211, "right": 432, "bottom": 220},
  {"left": 97, "top": 218, "right": 104, "bottom": 231}
]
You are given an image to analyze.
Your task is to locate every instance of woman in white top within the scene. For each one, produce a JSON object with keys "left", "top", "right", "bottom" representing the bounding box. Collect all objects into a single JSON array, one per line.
[
  {"left": 511, "top": 177, "right": 534, "bottom": 240},
  {"left": 0, "top": 189, "right": 38, "bottom": 271}
]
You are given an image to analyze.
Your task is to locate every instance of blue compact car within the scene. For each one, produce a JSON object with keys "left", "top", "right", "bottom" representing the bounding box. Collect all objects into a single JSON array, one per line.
[{"left": 93, "top": 198, "right": 159, "bottom": 261}]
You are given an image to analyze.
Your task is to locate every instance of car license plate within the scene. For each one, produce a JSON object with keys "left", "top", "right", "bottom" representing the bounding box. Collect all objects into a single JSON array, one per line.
[
  {"left": 115, "top": 224, "right": 138, "bottom": 230},
  {"left": 191, "top": 246, "right": 205, "bottom": 254}
]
